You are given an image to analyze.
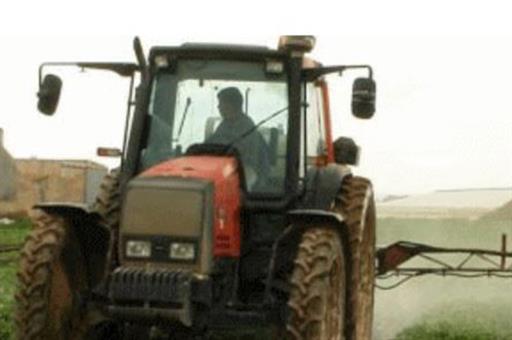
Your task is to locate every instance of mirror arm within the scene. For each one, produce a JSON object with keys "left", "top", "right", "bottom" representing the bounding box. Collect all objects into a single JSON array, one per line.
[
  {"left": 302, "top": 64, "right": 373, "bottom": 81},
  {"left": 38, "top": 62, "right": 139, "bottom": 86},
  {"left": 339, "top": 65, "right": 373, "bottom": 79}
]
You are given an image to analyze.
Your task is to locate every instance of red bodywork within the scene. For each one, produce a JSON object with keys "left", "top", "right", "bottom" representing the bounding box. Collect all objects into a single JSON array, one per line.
[{"left": 141, "top": 156, "right": 241, "bottom": 257}]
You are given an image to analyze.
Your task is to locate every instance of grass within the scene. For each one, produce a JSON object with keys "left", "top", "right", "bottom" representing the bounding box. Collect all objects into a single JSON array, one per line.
[
  {"left": 0, "top": 256, "right": 17, "bottom": 340},
  {"left": 0, "top": 219, "right": 31, "bottom": 245},
  {"left": 394, "top": 302, "right": 512, "bottom": 340},
  {"left": 396, "top": 322, "right": 499, "bottom": 340},
  {"left": 0, "top": 219, "right": 30, "bottom": 340}
]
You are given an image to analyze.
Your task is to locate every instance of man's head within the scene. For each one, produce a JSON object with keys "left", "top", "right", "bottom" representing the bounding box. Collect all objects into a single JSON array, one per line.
[{"left": 217, "top": 87, "right": 243, "bottom": 120}]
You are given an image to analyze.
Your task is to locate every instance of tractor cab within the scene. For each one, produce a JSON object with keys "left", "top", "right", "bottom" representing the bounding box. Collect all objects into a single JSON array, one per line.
[
  {"left": 130, "top": 39, "right": 375, "bottom": 199},
  {"left": 139, "top": 49, "right": 289, "bottom": 194},
  {"left": 37, "top": 36, "right": 375, "bottom": 202}
]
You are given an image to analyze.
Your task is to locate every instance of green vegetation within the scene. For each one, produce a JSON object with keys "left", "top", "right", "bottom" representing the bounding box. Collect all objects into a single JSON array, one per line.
[
  {"left": 395, "top": 302, "right": 512, "bottom": 340},
  {"left": 396, "top": 322, "right": 499, "bottom": 340},
  {"left": 0, "top": 219, "right": 30, "bottom": 340},
  {"left": 0, "top": 219, "right": 30, "bottom": 245},
  {"left": 0, "top": 256, "right": 17, "bottom": 339}
]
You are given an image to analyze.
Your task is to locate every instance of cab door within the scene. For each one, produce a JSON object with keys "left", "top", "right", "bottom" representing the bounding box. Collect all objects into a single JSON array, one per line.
[{"left": 300, "top": 80, "right": 331, "bottom": 180}]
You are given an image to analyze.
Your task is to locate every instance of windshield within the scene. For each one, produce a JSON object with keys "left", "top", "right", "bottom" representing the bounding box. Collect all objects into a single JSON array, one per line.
[{"left": 141, "top": 59, "right": 289, "bottom": 194}]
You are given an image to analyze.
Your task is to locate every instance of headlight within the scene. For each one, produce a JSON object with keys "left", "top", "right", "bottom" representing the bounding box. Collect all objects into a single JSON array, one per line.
[
  {"left": 169, "top": 242, "right": 196, "bottom": 261},
  {"left": 126, "top": 240, "right": 151, "bottom": 258}
]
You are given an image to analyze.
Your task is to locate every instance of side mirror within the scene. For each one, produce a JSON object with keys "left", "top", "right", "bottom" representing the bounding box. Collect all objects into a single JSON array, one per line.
[
  {"left": 333, "top": 136, "right": 360, "bottom": 166},
  {"left": 37, "top": 74, "right": 62, "bottom": 115},
  {"left": 352, "top": 77, "right": 376, "bottom": 119}
]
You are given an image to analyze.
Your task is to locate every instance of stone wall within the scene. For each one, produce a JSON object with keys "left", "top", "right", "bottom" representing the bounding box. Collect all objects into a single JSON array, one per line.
[
  {"left": 0, "top": 128, "right": 17, "bottom": 201},
  {"left": 0, "top": 158, "right": 107, "bottom": 218}
]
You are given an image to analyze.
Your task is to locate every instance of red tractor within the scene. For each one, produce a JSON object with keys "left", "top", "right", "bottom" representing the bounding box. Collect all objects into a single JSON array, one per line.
[{"left": 16, "top": 36, "right": 378, "bottom": 339}]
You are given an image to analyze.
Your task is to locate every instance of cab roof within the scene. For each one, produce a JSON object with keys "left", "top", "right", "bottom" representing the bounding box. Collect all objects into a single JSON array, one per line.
[{"left": 149, "top": 43, "right": 288, "bottom": 63}]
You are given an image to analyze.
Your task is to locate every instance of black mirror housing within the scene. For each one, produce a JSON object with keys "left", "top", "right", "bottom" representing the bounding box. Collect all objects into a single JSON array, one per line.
[
  {"left": 37, "top": 74, "right": 62, "bottom": 115},
  {"left": 352, "top": 77, "right": 376, "bottom": 119},
  {"left": 333, "top": 136, "right": 360, "bottom": 166}
]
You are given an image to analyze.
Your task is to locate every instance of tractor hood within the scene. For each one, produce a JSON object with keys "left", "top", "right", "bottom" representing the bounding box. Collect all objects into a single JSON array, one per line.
[
  {"left": 141, "top": 155, "right": 238, "bottom": 182},
  {"left": 119, "top": 156, "right": 241, "bottom": 274}
]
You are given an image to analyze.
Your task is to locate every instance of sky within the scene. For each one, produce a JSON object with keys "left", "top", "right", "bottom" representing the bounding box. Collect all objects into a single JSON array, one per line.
[{"left": 0, "top": 1, "right": 511, "bottom": 196}]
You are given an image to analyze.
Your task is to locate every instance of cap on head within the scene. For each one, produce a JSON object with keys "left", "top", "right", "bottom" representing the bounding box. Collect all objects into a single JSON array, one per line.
[{"left": 218, "top": 87, "right": 243, "bottom": 109}]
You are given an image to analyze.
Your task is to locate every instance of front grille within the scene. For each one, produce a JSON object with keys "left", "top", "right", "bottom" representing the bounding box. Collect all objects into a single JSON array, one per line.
[
  {"left": 110, "top": 267, "right": 191, "bottom": 304},
  {"left": 119, "top": 177, "right": 214, "bottom": 274},
  {"left": 121, "top": 178, "right": 205, "bottom": 237}
]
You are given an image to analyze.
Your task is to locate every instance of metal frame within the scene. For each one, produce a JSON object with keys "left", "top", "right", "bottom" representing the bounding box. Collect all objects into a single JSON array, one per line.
[
  {"left": 38, "top": 62, "right": 138, "bottom": 86},
  {"left": 376, "top": 236, "right": 512, "bottom": 290},
  {"left": 302, "top": 64, "right": 374, "bottom": 82}
]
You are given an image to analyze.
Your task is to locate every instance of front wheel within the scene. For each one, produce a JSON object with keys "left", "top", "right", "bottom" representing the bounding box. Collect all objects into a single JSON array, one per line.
[
  {"left": 286, "top": 228, "right": 347, "bottom": 340},
  {"left": 15, "top": 210, "right": 88, "bottom": 340}
]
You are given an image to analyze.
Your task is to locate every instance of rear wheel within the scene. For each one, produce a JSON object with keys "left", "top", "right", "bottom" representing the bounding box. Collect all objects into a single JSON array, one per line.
[
  {"left": 335, "top": 176, "right": 376, "bottom": 340},
  {"left": 286, "top": 228, "right": 347, "bottom": 340},
  {"left": 15, "top": 210, "right": 88, "bottom": 340}
]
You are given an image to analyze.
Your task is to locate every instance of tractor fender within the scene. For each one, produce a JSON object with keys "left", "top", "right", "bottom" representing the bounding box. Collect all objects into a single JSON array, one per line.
[
  {"left": 34, "top": 202, "right": 100, "bottom": 218},
  {"left": 286, "top": 209, "right": 350, "bottom": 248},
  {"left": 265, "top": 209, "right": 351, "bottom": 304},
  {"left": 33, "top": 202, "right": 111, "bottom": 288},
  {"left": 301, "top": 163, "right": 352, "bottom": 210},
  {"left": 287, "top": 209, "right": 344, "bottom": 227}
]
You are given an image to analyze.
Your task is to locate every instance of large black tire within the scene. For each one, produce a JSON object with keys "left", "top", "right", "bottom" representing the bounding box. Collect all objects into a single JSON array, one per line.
[
  {"left": 91, "top": 168, "right": 121, "bottom": 269},
  {"left": 92, "top": 168, "right": 121, "bottom": 227},
  {"left": 286, "top": 228, "right": 347, "bottom": 340},
  {"left": 335, "top": 176, "right": 376, "bottom": 340},
  {"left": 84, "top": 168, "right": 124, "bottom": 339},
  {"left": 15, "top": 210, "right": 89, "bottom": 340}
]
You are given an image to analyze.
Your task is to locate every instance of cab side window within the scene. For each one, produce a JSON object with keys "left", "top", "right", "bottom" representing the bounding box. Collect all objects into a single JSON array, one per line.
[{"left": 300, "top": 82, "right": 327, "bottom": 179}]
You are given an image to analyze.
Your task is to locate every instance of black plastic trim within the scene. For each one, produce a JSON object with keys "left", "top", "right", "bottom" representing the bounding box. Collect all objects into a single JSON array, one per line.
[
  {"left": 300, "top": 164, "right": 352, "bottom": 210},
  {"left": 287, "top": 209, "right": 344, "bottom": 226},
  {"left": 285, "top": 57, "right": 303, "bottom": 198},
  {"left": 149, "top": 45, "right": 286, "bottom": 64}
]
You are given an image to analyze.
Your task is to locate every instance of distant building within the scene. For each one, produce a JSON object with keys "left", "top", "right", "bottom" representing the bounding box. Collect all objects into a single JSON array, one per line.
[
  {"left": 0, "top": 129, "right": 108, "bottom": 217},
  {"left": 15, "top": 159, "right": 107, "bottom": 206},
  {"left": 377, "top": 188, "right": 512, "bottom": 219},
  {"left": 0, "top": 128, "right": 18, "bottom": 201}
]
